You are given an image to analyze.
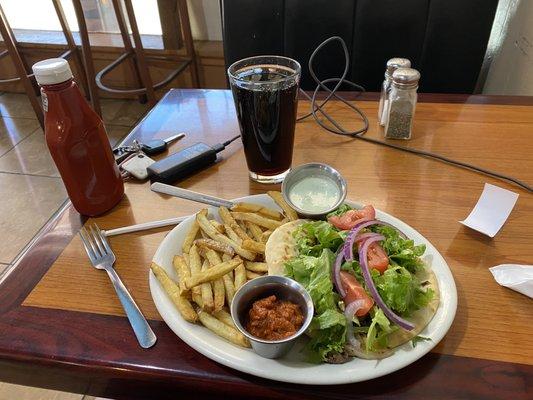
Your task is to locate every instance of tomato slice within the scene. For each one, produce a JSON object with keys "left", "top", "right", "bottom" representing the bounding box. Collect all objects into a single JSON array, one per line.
[
  {"left": 366, "top": 242, "right": 389, "bottom": 274},
  {"left": 339, "top": 271, "right": 374, "bottom": 317},
  {"left": 328, "top": 205, "right": 376, "bottom": 230}
]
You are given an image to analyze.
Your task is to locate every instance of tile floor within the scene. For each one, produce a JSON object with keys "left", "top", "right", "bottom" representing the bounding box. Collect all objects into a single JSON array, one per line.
[{"left": 0, "top": 91, "right": 148, "bottom": 399}]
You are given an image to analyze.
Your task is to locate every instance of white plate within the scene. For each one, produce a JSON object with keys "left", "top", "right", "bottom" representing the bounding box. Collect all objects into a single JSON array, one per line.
[{"left": 150, "top": 194, "right": 457, "bottom": 385}]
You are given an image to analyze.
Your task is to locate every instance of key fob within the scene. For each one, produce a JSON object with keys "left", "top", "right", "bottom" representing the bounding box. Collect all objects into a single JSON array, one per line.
[
  {"left": 141, "top": 140, "right": 167, "bottom": 155},
  {"left": 121, "top": 153, "right": 155, "bottom": 180}
]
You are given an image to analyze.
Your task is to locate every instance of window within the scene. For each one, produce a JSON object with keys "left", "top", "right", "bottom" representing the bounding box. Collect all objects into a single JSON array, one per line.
[{"left": 1, "top": 0, "right": 162, "bottom": 37}]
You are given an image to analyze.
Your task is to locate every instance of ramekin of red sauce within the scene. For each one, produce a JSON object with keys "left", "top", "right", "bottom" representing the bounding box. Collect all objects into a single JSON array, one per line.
[{"left": 230, "top": 275, "right": 314, "bottom": 359}]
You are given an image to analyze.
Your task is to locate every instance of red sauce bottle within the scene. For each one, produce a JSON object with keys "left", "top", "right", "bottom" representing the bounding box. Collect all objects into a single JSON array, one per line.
[{"left": 32, "top": 59, "right": 124, "bottom": 216}]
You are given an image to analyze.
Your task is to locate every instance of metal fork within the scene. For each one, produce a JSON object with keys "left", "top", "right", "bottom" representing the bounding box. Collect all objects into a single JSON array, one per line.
[{"left": 79, "top": 224, "right": 157, "bottom": 348}]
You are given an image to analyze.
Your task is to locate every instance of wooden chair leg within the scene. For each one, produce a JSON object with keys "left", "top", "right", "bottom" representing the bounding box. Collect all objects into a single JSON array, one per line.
[
  {"left": 112, "top": 0, "right": 147, "bottom": 104},
  {"left": 178, "top": 0, "right": 200, "bottom": 88},
  {"left": 52, "top": 0, "right": 90, "bottom": 100},
  {"left": 72, "top": 0, "right": 101, "bottom": 116},
  {"left": 0, "top": 3, "right": 44, "bottom": 127},
  {"left": 122, "top": 0, "right": 157, "bottom": 105}
]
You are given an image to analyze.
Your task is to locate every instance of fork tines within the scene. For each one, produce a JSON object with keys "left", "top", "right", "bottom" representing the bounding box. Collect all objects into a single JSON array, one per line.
[{"left": 79, "top": 223, "right": 113, "bottom": 264}]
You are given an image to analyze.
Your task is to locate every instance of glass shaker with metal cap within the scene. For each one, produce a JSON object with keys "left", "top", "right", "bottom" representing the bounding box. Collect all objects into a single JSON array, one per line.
[
  {"left": 378, "top": 58, "right": 411, "bottom": 126},
  {"left": 384, "top": 67, "right": 420, "bottom": 140}
]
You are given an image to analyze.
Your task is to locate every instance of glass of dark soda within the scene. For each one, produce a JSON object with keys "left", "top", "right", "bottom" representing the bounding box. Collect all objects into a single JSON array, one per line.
[{"left": 228, "top": 56, "right": 301, "bottom": 183}]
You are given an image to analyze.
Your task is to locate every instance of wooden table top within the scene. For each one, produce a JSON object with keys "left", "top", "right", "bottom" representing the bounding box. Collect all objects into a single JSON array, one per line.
[{"left": 0, "top": 89, "right": 531, "bottom": 400}]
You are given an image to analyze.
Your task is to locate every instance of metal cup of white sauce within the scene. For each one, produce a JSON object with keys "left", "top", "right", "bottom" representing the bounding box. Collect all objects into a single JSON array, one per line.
[
  {"left": 281, "top": 163, "right": 347, "bottom": 218},
  {"left": 231, "top": 275, "right": 314, "bottom": 359}
]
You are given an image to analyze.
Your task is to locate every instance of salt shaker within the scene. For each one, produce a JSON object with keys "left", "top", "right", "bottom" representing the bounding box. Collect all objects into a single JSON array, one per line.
[
  {"left": 378, "top": 58, "right": 411, "bottom": 126},
  {"left": 384, "top": 68, "right": 420, "bottom": 140}
]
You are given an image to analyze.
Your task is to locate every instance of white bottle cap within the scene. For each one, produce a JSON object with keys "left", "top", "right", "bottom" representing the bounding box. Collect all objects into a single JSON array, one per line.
[{"left": 32, "top": 58, "right": 73, "bottom": 85}]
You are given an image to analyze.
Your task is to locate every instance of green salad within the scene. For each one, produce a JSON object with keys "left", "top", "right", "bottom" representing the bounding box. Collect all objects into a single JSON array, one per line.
[{"left": 283, "top": 204, "right": 436, "bottom": 363}]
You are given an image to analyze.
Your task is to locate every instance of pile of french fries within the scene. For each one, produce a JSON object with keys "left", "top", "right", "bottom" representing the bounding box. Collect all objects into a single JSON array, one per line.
[{"left": 151, "top": 191, "right": 298, "bottom": 348}]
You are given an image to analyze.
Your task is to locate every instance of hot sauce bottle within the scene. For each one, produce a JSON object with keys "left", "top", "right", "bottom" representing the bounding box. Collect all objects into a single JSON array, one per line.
[{"left": 32, "top": 58, "right": 124, "bottom": 216}]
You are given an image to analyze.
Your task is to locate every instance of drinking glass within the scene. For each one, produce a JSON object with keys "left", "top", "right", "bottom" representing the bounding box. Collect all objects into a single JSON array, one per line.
[{"left": 228, "top": 56, "right": 301, "bottom": 183}]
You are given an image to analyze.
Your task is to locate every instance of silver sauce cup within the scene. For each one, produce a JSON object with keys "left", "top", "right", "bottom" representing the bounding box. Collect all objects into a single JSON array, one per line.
[
  {"left": 230, "top": 275, "right": 314, "bottom": 359},
  {"left": 281, "top": 163, "right": 347, "bottom": 219}
]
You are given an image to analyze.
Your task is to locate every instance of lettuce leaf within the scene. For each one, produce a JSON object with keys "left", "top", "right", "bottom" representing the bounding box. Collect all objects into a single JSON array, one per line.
[
  {"left": 411, "top": 335, "right": 431, "bottom": 348},
  {"left": 365, "top": 308, "right": 396, "bottom": 351},
  {"left": 307, "top": 309, "right": 347, "bottom": 361},
  {"left": 293, "top": 221, "right": 345, "bottom": 257},
  {"left": 326, "top": 203, "right": 353, "bottom": 218},
  {"left": 373, "top": 265, "right": 434, "bottom": 317},
  {"left": 285, "top": 249, "right": 346, "bottom": 361},
  {"left": 371, "top": 225, "right": 426, "bottom": 274}
]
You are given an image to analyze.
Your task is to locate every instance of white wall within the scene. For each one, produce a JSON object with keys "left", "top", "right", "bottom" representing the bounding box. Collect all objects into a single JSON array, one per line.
[
  {"left": 187, "top": 0, "right": 223, "bottom": 41},
  {"left": 483, "top": 0, "right": 533, "bottom": 95}
]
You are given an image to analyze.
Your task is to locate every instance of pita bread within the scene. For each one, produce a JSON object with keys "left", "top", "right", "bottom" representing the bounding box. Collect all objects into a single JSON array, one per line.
[{"left": 265, "top": 219, "right": 308, "bottom": 276}]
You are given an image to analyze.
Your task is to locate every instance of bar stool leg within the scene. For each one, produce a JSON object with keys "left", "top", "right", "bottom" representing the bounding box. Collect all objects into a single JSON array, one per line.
[
  {"left": 178, "top": 0, "right": 200, "bottom": 88},
  {"left": 0, "top": 4, "right": 44, "bottom": 127},
  {"left": 72, "top": 0, "right": 102, "bottom": 116},
  {"left": 112, "top": 0, "right": 147, "bottom": 104},
  {"left": 122, "top": 0, "right": 157, "bottom": 105},
  {"left": 52, "top": 0, "right": 90, "bottom": 100}
]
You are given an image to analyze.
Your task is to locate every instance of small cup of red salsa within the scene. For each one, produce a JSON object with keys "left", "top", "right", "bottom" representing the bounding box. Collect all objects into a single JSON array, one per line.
[{"left": 230, "top": 275, "right": 314, "bottom": 359}]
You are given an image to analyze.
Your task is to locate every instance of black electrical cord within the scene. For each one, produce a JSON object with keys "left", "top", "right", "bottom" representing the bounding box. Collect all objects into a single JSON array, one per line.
[
  {"left": 223, "top": 134, "right": 242, "bottom": 147},
  {"left": 297, "top": 36, "right": 532, "bottom": 193}
]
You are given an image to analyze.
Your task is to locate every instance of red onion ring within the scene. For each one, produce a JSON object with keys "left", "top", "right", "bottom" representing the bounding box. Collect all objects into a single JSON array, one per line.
[
  {"left": 344, "top": 300, "right": 365, "bottom": 348},
  {"left": 344, "top": 220, "right": 407, "bottom": 261},
  {"left": 344, "top": 221, "right": 382, "bottom": 260},
  {"left": 333, "top": 246, "right": 346, "bottom": 297},
  {"left": 359, "top": 235, "right": 415, "bottom": 331},
  {"left": 354, "top": 232, "right": 379, "bottom": 243}
]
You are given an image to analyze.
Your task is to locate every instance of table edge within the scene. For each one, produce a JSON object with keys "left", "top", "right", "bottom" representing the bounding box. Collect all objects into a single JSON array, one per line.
[{"left": 0, "top": 89, "right": 531, "bottom": 399}]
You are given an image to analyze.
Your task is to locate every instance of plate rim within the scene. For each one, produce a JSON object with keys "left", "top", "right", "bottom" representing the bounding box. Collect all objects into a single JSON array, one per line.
[{"left": 149, "top": 194, "right": 458, "bottom": 385}]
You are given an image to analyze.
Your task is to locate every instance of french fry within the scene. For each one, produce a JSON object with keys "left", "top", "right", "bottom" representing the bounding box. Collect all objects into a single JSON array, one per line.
[
  {"left": 244, "top": 261, "right": 268, "bottom": 273},
  {"left": 200, "top": 260, "right": 214, "bottom": 311},
  {"left": 222, "top": 272, "right": 235, "bottom": 304},
  {"left": 203, "top": 248, "right": 226, "bottom": 311},
  {"left": 202, "top": 246, "right": 220, "bottom": 266},
  {"left": 210, "top": 219, "right": 225, "bottom": 233},
  {"left": 196, "top": 211, "right": 256, "bottom": 260},
  {"left": 261, "top": 230, "right": 272, "bottom": 243},
  {"left": 230, "top": 212, "right": 282, "bottom": 230},
  {"left": 184, "top": 258, "right": 241, "bottom": 289},
  {"left": 231, "top": 202, "right": 283, "bottom": 220},
  {"left": 224, "top": 224, "right": 242, "bottom": 245},
  {"left": 213, "top": 309, "right": 237, "bottom": 329},
  {"left": 182, "top": 253, "right": 190, "bottom": 266},
  {"left": 202, "top": 244, "right": 236, "bottom": 304},
  {"left": 173, "top": 255, "right": 191, "bottom": 294},
  {"left": 182, "top": 220, "right": 200, "bottom": 253},
  {"left": 189, "top": 245, "right": 203, "bottom": 299},
  {"left": 219, "top": 207, "right": 252, "bottom": 241},
  {"left": 234, "top": 263, "right": 246, "bottom": 290},
  {"left": 218, "top": 206, "right": 235, "bottom": 226},
  {"left": 211, "top": 278, "right": 225, "bottom": 312},
  {"left": 222, "top": 253, "right": 232, "bottom": 262},
  {"left": 194, "top": 238, "right": 235, "bottom": 256},
  {"left": 245, "top": 221, "right": 263, "bottom": 242},
  {"left": 246, "top": 270, "right": 263, "bottom": 280},
  {"left": 268, "top": 191, "right": 298, "bottom": 221},
  {"left": 242, "top": 239, "right": 265, "bottom": 254},
  {"left": 237, "top": 220, "right": 249, "bottom": 233},
  {"left": 197, "top": 308, "right": 250, "bottom": 347},
  {"left": 150, "top": 262, "right": 197, "bottom": 322}
]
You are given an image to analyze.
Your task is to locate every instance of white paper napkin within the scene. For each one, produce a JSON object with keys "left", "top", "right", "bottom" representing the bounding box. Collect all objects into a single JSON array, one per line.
[
  {"left": 489, "top": 264, "right": 533, "bottom": 298},
  {"left": 460, "top": 183, "right": 519, "bottom": 237}
]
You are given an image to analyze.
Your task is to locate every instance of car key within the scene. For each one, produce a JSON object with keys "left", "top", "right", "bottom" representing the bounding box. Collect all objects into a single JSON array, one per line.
[{"left": 140, "top": 132, "right": 186, "bottom": 155}]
